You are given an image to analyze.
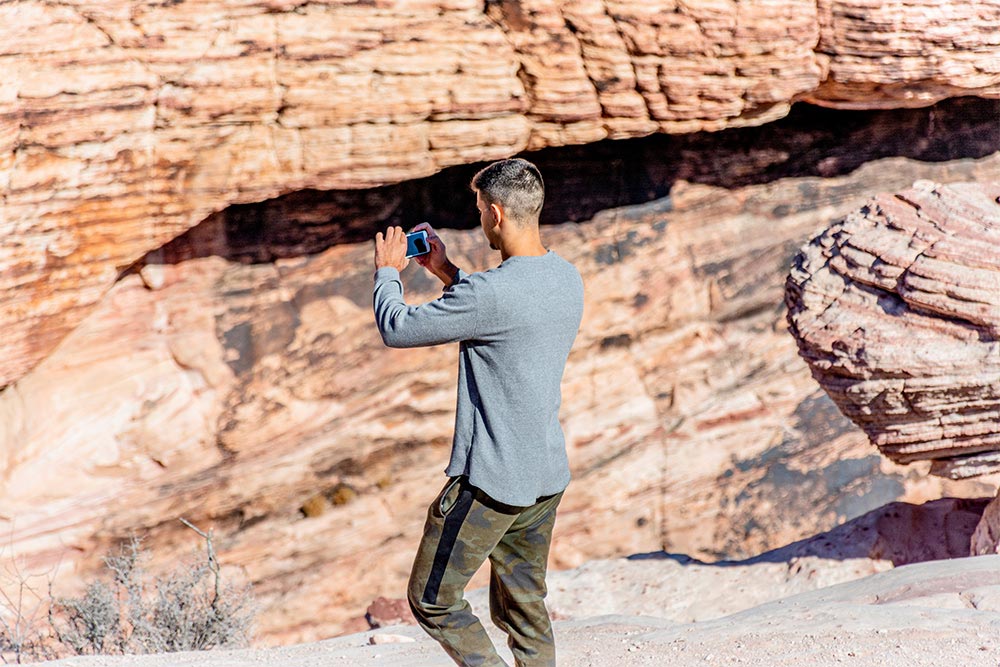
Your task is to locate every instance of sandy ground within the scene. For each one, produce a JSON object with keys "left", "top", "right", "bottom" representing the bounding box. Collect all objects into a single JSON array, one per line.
[
  {"left": 37, "top": 555, "right": 1000, "bottom": 667},
  {"left": 470, "top": 553, "right": 890, "bottom": 624}
]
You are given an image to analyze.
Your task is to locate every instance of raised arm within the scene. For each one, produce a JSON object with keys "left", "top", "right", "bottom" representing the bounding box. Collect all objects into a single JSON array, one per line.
[
  {"left": 373, "top": 268, "right": 483, "bottom": 348},
  {"left": 371, "top": 225, "right": 482, "bottom": 348}
]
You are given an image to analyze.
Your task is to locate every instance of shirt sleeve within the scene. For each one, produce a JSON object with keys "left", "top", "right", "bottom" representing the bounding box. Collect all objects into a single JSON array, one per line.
[{"left": 373, "top": 267, "right": 483, "bottom": 348}]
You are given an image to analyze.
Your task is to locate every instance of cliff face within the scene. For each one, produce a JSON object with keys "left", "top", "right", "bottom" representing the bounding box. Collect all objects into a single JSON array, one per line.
[
  {"left": 4, "top": 99, "right": 1000, "bottom": 642},
  {"left": 4, "top": 0, "right": 1000, "bottom": 646},
  {"left": 3, "top": 0, "right": 1000, "bottom": 389}
]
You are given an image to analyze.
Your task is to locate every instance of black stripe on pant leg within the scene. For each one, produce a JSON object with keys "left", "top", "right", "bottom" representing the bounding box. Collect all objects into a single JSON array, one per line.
[{"left": 422, "top": 485, "right": 474, "bottom": 605}]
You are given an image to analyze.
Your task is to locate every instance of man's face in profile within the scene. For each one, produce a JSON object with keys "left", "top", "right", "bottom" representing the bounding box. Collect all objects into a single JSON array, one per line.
[{"left": 476, "top": 191, "right": 499, "bottom": 251}]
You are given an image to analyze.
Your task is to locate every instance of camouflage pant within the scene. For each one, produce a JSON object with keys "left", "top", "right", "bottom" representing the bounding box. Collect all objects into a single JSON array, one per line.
[{"left": 407, "top": 475, "right": 563, "bottom": 667}]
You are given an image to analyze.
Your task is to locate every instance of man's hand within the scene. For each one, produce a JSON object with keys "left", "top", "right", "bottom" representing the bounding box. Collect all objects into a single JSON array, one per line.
[
  {"left": 374, "top": 226, "right": 410, "bottom": 272},
  {"left": 410, "top": 222, "right": 460, "bottom": 286}
]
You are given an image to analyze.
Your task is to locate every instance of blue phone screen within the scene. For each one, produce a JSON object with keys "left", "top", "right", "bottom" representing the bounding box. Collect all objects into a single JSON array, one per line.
[{"left": 406, "top": 232, "right": 429, "bottom": 258}]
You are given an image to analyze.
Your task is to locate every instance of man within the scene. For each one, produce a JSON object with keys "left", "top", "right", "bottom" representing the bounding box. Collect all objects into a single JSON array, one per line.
[{"left": 371, "top": 157, "right": 584, "bottom": 666}]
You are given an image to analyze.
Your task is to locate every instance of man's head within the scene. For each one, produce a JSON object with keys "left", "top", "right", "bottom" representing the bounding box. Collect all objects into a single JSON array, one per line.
[{"left": 470, "top": 158, "right": 545, "bottom": 251}]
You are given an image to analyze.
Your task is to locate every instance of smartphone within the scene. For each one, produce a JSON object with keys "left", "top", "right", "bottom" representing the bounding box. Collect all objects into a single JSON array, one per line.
[{"left": 405, "top": 230, "right": 431, "bottom": 258}]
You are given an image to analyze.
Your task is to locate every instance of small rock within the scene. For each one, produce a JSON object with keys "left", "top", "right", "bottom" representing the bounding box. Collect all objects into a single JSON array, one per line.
[
  {"left": 328, "top": 482, "right": 359, "bottom": 506},
  {"left": 366, "top": 596, "right": 417, "bottom": 628},
  {"left": 369, "top": 633, "right": 417, "bottom": 645}
]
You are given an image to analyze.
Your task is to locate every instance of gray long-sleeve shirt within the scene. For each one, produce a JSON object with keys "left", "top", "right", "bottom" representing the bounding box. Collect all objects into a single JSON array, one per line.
[{"left": 373, "top": 250, "right": 584, "bottom": 506}]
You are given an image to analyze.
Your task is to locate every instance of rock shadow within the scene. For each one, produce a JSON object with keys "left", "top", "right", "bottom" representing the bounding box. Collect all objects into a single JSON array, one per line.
[
  {"left": 629, "top": 496, "right": 991, "bottom": 567},
  {"left": 143, "top": 97, "right": 1000, "bottom": 267}
]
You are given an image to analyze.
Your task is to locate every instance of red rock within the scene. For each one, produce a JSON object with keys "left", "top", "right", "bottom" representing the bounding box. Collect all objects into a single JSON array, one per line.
[
  {"left": 786, "top": 181, "right": 1000, "bottom": 479},
  {"left": 365, "top": 597, "right": 416, "bottom": 629},
  {"left": 3, "top": 0, "right": 1000, "bottom": 388},
  {"left": 3, "top": 2, "right": 1000, "bottom": 640},
  {"left": 6, "top": 133, "right": 1000, "bottom": 642}
]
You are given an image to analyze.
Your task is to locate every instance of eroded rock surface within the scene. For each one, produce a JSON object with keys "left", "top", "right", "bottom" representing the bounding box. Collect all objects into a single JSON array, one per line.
[
  {"left": 3, "top": 0, "right": 1000, "bottom": 387},
  {"left": 5, "top": 104, "right": 1000, "bottom": 642},
  {"left": 786, "top": 181, "right": 1000, "bottom": 479}
]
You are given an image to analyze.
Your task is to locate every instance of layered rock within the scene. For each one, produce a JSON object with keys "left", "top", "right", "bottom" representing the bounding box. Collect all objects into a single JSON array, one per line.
[
  {"left": 786, "top": 181, "right": 1000, "bottom": 479},
  {"left": 810, "top": 0, "right": 1000, "bottom": 108},
  {"left": 4, "top": 101, "right": 1000, "bottom": 643},
  {"left": 972, "top": 493, "right": 1000, "bottom": 556},
  {"left": 3, "top": 0, "right": 1000, "bottom": 389}
]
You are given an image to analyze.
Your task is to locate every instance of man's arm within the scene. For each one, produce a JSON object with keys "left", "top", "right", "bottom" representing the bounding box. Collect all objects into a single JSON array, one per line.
[
  {"left": 373, "top": 268, "right": 482, "bottom": 348},
  {"left": 371, "top": 225, "right": 481, "bottom": 348}
]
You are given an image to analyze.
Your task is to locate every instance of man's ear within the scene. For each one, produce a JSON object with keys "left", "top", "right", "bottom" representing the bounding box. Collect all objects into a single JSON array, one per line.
[{"left": 490, "top": 203, "right": 503, "bottom": 225}]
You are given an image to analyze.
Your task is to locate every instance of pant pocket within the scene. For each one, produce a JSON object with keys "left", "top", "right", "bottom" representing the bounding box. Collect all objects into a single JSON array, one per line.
[{"left": 437, "top": 476, "right": 464, "bottom": 516}]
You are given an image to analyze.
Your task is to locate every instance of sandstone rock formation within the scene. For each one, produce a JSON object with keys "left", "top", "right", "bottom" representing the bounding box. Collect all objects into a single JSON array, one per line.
[
  {"left": 4, "top": 0, "right": 1000, "bottom": 645},
  {"left": 972, "top": 493, "right": 1000, "bottom": 556},
  {"left": 786, "top": 181, "right": 1000, "bottom": 480},
  {"left": 3, "top": 0, "right": 1000, "bottom": 389},
  {"left": 4, "top": 101, "right": 1000, "bottom": 642}
]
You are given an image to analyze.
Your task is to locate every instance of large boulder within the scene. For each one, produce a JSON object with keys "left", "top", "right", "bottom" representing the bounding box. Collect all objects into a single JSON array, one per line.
[{"left": 786, "top": 181, "right": 1000, "bottom": 480}]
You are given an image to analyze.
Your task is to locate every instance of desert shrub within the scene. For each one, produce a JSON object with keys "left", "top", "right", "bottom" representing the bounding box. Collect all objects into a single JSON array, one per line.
[
  {"left": 49, "top": 523, "right": 255, "bottom": 656},
  {"left": 0, "top": 549, "right": 54, "bottom": 664}
]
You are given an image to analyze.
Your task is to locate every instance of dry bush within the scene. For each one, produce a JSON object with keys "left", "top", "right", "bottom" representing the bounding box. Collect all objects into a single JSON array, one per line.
[
  {"left": 0, "top": 546, "right": 55, "bottom": 664},
  {"left": 49, "top": 521, "right": 256, "bottom": 656}
]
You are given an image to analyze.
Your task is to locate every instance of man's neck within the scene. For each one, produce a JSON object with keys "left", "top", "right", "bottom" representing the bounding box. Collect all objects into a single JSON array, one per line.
[{"left": 500, "top": 237, "right": 548, "bottom": 262}]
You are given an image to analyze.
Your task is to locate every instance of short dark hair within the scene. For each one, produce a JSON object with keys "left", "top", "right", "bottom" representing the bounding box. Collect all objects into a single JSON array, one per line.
[{"left": 470, "top": 158, "right": 544, "bottom": 225}]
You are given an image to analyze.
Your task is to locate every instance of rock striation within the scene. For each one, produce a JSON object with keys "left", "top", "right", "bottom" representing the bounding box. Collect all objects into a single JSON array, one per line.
[
  {"left": 786, "top": 181, "right": 1000, "bottom": 479},
  {"left": 3, "top": 0, "right": 1000, "bottom": 643},
  {"left": 5, "top": 106, "right": 1000, "bottom": 642},
  {"left": 3, "top": 0, "right": 1000, "bottom": 388}
]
